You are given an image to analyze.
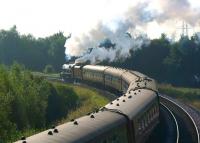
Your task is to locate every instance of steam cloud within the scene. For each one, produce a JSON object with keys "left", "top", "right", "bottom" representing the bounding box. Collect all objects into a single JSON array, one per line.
[
  {"left": 155, "top": 0, "right": 200, "bottom": 25},
  {"left": 65, "top": 0, "right": 200, "bottom": 64}
]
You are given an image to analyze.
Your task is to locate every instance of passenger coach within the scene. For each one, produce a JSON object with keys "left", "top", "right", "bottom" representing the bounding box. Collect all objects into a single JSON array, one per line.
[{"left": 15, "top": 64, "right": 159, "bottom": 143}]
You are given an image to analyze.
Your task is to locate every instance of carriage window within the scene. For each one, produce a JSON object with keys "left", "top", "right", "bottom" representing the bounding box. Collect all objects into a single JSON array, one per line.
[
  {"left": 112, "top": 76, "right": 119, "bottom": 84},
  {"left": 142, "top": 119, "right": 145, "bottom": 130},
  {"left": 138, "top": 118, "right": 142, "bottom": 133},
  {"left": 148, "top": 112, "right": 151, "bottom": 123},
  {"left": 144, "top": 115, "right": 147, "bottom": 127},
  {"left": 106, "top": 75, "right": 112, "bottom": 81},
  {"left": 156, "top": 106, "right": 159, "bottom": 113},
  {"left": 154, "top": 107, "right": 157, "bottom": 114},
  {"left": 150, "top": 110, "right": 153, "bottom": 120}
]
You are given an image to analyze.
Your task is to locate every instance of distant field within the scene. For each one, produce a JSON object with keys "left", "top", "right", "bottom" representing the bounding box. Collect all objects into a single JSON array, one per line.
[
  {"left": 32, "top": 72, "right": 60, "bottom": 79},
  {"left": 158, "top": 84, "right": 200, "bottom": 110}
]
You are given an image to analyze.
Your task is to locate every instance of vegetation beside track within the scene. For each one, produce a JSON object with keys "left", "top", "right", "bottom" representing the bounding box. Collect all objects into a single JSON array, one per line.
[
  {"left": 11, "top": 82, "right": 110, "bottom": 143},
  {"left": 158, "top": 84, "right": 200, "bottom": 110},
  {"left": 32, "top": 72, "right": 60, "bottom": 79},
  {"left": 55, "top": 83, "right": 110, "bottom": 124},
  {"left": 0, "top": 65, "right": 109, "bottom": 143}
]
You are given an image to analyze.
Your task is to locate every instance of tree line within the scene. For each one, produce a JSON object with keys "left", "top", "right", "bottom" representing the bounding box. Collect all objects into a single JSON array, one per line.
[
  {"left": 0, "top": 26, "right": 66, "bottom": 72},
  {"left": 104, "top": 34, "right": 200, "bottom": 87},
  {"left": 0, "top": 26, "right": 199, "bottom": 87},
  {"left": 0, "top": 63, "right": 79, "bottom": 142}
]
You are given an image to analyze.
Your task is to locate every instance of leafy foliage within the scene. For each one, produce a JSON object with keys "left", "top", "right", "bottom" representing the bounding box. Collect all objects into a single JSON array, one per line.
[
  {"left": 0, "top": 26, "right": 200, "bottom": 87},
  {"left": 0, "top": 63, "right": 78, "bottom": 142},
  {"left": 104, "top": 34, "right": 200, "bottom": 87},
  {"left": 0, "top": 26, "right": 66, "bottom": 71},
  {"left": 158, "top": 84, "right": 200, "bottom": 110}
]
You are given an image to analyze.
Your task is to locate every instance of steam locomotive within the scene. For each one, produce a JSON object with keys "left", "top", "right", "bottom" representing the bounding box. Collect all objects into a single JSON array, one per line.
[{"left": 16, "top": 64, "right": 159, "bottom": 143}]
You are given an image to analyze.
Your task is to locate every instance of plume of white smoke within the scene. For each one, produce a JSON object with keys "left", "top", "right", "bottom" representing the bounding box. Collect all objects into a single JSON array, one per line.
[
  {"left": 75, "top": 33, "right": 150, "bottom": 64},
  {"left": 64, "top": 0, "right": 200, "bottom": 64},
  {"left": 155, "top": 0, "right": 200, "bottom": 25},
  {"left": 65, "top": 2, "right": 153, "bottom": 64},
  {"left": 66, "top": 20, "right": 150, "bottom": 64}
]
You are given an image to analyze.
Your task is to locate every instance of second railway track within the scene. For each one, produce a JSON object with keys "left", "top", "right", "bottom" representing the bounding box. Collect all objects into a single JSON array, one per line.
[
  {"left": 33, "top": 73, "right": 200, "bottom": 143},
  {"left": 147, "top": 103, "right": 179, "bottom": 143},
  {"left": 160, "top": 95, "right": 200, "bottom": 143},
  {"left": 161, "top": 103, "right": 179, "bottom": 143}
]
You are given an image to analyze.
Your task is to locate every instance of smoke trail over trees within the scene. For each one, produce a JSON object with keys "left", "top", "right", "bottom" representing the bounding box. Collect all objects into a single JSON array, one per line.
[{"left": 64, "top": 0, "right": 200, "bottom": 64}]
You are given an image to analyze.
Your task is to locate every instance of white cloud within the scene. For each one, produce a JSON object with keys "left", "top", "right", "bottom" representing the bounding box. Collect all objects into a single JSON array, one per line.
[{"left": 0, "top": 0, "right": 199, "bottom": 38}]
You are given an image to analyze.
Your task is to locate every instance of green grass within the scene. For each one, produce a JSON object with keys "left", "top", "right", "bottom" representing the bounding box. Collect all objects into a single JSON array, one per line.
[
  {"left": 13, "top": 82, "right": 110, "bottom": 142},
  {"left": 9, "top": 128, "right": 44, "bottom": 143},
  {"left": 31, "top": 72, "right": 110, "bottom": 122},
  {"left": 32, "top": 72, "right": 60, "bottom": 78},
  {"left": 54, "top": 83, "right": 110, "bottom": 124},
  {"left": 158, "top": 84, "right": 200, "bottom": 110}
]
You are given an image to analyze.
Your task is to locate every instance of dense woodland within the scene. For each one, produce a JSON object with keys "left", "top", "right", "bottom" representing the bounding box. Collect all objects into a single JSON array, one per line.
[
  {"left": 0, "top": 26, "right": 200, "bottom": 87},
  {"left": 103, "top": 34, "right": 200, "bottom": 87},
  {"left": 0, "top": 26, "right": 66, "bottom": 72},
  {"left": 0, "top": 63, "right": 79, "bottom": 142}
]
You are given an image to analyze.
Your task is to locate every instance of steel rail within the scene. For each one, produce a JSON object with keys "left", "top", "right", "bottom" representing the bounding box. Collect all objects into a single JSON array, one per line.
[
  {"left": 160, "top": 95, "right": 200, "bottom": 143},
  {"left": 160, "top": 103, "right": 179, "bottom": 143}
]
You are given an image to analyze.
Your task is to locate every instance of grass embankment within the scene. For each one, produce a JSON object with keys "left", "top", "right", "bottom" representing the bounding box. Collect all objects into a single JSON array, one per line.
[
  {"left": 13, "top": 82, "right": 110, "bottom": 142},
  {"left": 158, "top": 84, "right": 200, "bottom": 110},
  {"left": 32, "top": 72, "right": 60, "bottom": 79},
  {"left": 32, "top": 72, "right": 110, "bottom": 121},
  {"left": 53, "top": 82, "right": 110, "bottom": 124}
]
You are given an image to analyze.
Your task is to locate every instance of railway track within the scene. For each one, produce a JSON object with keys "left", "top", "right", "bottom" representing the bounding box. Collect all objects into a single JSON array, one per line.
[
  {"left": 160, "top": 103, "right": 179, "bottom": 143},
  {"left": 160, "top": 95, "right": 200, "bottom": 143},
  {"left": 33, "top": 74, "right": 200, "bottom": 143},
  {"left": 147, "top": 103, "right": 179, "bottom": 143}
]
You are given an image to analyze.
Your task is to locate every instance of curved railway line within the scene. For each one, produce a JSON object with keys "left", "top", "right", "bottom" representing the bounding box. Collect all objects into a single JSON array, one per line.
[
  {"left": 15, "top": 66, "right": 200, "bottom": 143},
  {"left": 37, "top": 75, "right": 200, "bottom": 143},
  {"left": 147, "top": 102, "right": 179, "bottom": 143},
  {"left": 160, "top": 95, "right": 200, "bottom": 143},
  {"left": 42, "top": 74, "right": 200, "bottom": 142},
  {"left": 17, "top": 65, "right": 160, "bottom": 143},
  {"left": 160, "top": 103, "right": 179, "bottom": 143}
]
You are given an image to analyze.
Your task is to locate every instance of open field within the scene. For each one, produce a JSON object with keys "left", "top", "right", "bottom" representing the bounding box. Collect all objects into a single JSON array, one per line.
[{"left": 158, "top": 84, "right": 200, "bottom": 110}]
